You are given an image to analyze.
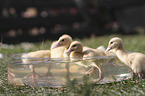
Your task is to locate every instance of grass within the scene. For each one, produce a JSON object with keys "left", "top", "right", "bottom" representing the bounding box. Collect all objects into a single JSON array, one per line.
[{"left": 1, "top": 34, "right": 145, "bottom": 95}]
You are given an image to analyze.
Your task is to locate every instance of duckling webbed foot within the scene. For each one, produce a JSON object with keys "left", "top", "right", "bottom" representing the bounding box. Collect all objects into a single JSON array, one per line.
[{"left": 24, "top": 72, "right": 40, "bottom": 79}]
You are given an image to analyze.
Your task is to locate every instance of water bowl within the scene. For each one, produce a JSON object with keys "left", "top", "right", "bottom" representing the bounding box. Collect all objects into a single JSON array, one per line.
[{"left": 8, "top": 53, "right": 132, "bottom": 87}]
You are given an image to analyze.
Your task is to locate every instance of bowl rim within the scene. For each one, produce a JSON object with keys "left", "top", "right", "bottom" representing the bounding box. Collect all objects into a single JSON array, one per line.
[{"left": 8, "top": 53, "right": 116, "bottom": 60}]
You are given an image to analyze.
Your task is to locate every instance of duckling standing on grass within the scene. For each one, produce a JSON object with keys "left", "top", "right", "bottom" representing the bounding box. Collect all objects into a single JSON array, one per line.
[
  {"left": 65, "top": 41, "right": 105, "bottom": 82},
  {"left": 105, "top": 37, "right": 145, "bottom": 80}
]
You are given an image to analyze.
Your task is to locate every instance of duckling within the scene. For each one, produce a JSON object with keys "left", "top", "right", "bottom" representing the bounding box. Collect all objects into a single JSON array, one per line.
[
  {"left": 106, "top": 37, "right": 145, "bottom": 80},
  {"left": 51, "top": 34, "right": 95, "bottom": 57},
  {"left": 22, "top": 50, "right": 50, "bottom": 63},
  {"left": 51, "top": 34, "right": 103, "bottom": 76},
  {"left": 83, "top": 46, "right": 106, "bottom": 76},
  {"left": 21, "top": 50, "right": 51, "bottom": 78},
  {"left": 51, "top": 34, "right": 73, "bottom": 58},
  {"left": 50, "top": 41, "right": 65, "bottom": 58},
  {"left": 50, "top": 34, "right": 73, "bottom": 75},
  {"left": 65, "top": 41, "right": 105, "bottom": 82}
]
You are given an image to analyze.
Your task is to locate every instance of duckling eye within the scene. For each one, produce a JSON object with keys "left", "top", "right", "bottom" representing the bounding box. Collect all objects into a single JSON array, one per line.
[
  {"left": 110, "top": 42, "right": 113, "bottom": 44},
  {"left": 61, "top": 39, "right": 65, "bottom": 42},
  {"left": 72, "top": 44, "right": 77, "bottom": 47}
]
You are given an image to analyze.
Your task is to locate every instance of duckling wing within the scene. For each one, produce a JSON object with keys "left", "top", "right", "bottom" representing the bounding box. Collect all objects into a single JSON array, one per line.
[
  {"left": 28, "top": 50, "right": 51, "bottom": 58},
  {"left": 21, "top": 50, "right": 50, "bottom": 64},
  {"left": 83, "top": 49, "right": 105, "bottom": 57},
  {"left": 51, "top": 47, "right": 65, "bottom": 58},
  {"left": 127, "top": 52, "right": 145, "bottom": 73},
  {"left": 83, "top": 46, "right": 93, "bottom": 51},
  {"left": 83, "top": 49, "right": 97, "bottom": 57}
]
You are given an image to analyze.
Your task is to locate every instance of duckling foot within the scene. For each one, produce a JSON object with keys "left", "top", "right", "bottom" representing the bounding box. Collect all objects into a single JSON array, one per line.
[
  {"left": 85, "top": 67, "right": 95, "bottom": 75},
  {"left": 132, "top": 72, "right": 143, "bottom": 81},
  {"left": 138, "top": 72, "right": 143, "bottom": 80},
  {"left": 43, "top": 72, "right": 52, "bottom": 77},
  {"left": 94, "top": 77, "right": 102, "bottom": 83},
  {"left": 86, "top": 66, "right": 104, "bottom": 83},
  {"left": 136, "top": 72, "right": 143, "bottom": 83},
  {"left": 24, "top": 72, "right": 40, "bottom": 79},
  {"left": 93, "top": 72, "right": 104, "bottom": 83},
  {"left": 65, "top": 63, "right": 71, "bottom": 76}
]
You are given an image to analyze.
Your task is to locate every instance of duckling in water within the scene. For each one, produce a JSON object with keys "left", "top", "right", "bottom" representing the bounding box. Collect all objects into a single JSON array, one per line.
[
  {"left": 51, "top": 34, "right": 100, "bottom": 76},
  {"left": 106, "top": 37, "right": 145, "bottom": 80},
  {"left": 50, "top": 34, "right": 73, "bottom": 75},
  {"left": 65, "top": 41, "right": 105, "bottom": 82},
  {"left": 51, "top": 34, "right": 98, "bottom": 57},
  {"left": 21, "top": 34, "right": 72, "bottom": 78}
]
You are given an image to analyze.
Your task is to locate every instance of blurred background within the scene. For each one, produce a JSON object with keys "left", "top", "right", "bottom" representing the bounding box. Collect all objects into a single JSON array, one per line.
[{"left": 1, "top": 0, "right": 145, "bottom": 44}]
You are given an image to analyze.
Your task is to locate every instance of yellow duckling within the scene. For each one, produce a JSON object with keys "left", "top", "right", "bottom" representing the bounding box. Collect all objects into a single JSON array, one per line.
[
  {"left": 106, "top": 37, "right": 145, "bottom": 79},
  {"left": 50, "top": 34, "right": 73, "bottom": 75},
  {"left": 51, "top": 34, "right": 73, "bottom": 58},
  {"left": 66, "top": 41, "right": 105, "bottom": 57},
  {"left": 51, "top": 34, "right": 94, "bottom": 57},
  {"left": 50, "top": 41, "right": 65, "bottom": 58},
  {"left": 22, "top": 50, "right": 50, "bottom": 63},
  {"left": 51, "top": 34, "right": 105, "bottom": 76},
  {"left": 65, "top": 41, "right": 105, "bottom": 82}
]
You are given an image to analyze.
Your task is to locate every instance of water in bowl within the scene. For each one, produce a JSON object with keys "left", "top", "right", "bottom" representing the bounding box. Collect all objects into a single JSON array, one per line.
[{"left": 8, "top": 53, "right": 132, "bottom": 87}]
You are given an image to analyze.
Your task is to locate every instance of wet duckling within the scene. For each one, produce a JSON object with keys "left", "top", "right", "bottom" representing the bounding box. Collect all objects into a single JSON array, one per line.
[{"left": 106, "top": 37, "right": 145, "bottom": 79}]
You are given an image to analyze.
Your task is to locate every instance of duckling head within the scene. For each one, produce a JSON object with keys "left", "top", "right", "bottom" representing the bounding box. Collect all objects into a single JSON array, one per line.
[
  {"left": 52, "top": 34, "right": 72, "bottom": 49},
  {"left": 106, "top": 37, "right": 124, "bottom": 53},
  {"left": 65, "top": 41, "right": 83, "bottom": 53}
]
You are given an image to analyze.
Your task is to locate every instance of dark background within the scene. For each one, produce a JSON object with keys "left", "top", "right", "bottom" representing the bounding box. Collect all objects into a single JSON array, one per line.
[{"left": 1, "top": 0, "right": 145, "bottom": 43}]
